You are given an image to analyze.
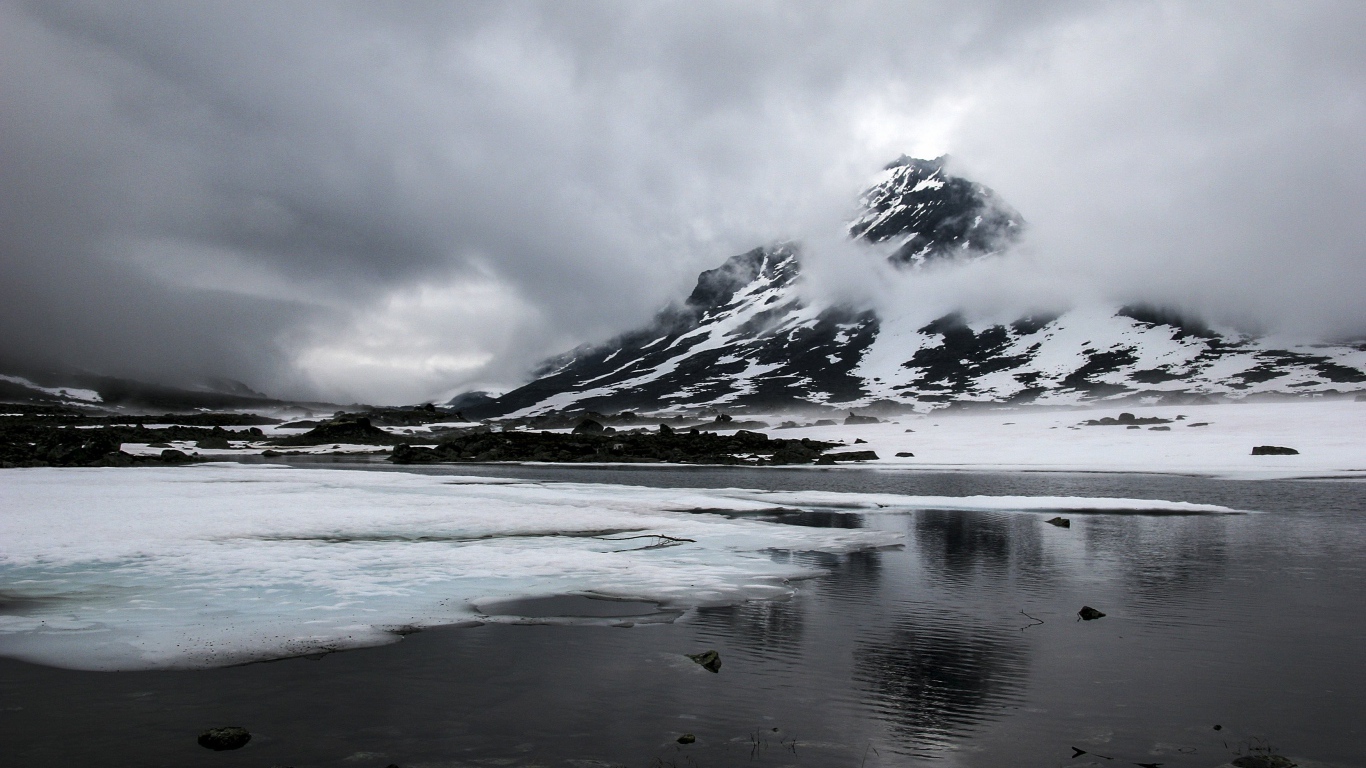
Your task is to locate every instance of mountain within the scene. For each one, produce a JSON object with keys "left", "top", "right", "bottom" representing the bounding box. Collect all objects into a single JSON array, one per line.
[
  {"left": 460, "top": 156, "right": 1366, "bottom": 419},
  {"left": 849, "top": 154, "right": 1023, "bottom": 265},
  {"left": 0, "top": 369, "right": 338, "bottom": 413}
]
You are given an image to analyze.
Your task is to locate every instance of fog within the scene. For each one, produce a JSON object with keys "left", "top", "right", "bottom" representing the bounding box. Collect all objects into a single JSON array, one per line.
[{"left": 2, "top": 1, "right": 1362, "bottom": 404}]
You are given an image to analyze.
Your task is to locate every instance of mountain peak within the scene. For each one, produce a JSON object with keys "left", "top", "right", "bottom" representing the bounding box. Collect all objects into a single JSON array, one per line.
[
  {"left": 685, "top": 243, "right": 800, "bottom": 309},
  {"left": 850, "top": 155, "right": 1023, "bottom": 266}
]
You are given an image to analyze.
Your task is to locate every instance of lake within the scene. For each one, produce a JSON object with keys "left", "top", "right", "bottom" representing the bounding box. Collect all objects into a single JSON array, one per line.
[{"left": 2, "top": 462, "right": 1363, "bottom": 767}]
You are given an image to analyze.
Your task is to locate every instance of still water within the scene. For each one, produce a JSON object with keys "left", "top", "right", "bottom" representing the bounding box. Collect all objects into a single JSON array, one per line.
[{"left": 2, "top": 463, "right": 1363, "bottom": 767}]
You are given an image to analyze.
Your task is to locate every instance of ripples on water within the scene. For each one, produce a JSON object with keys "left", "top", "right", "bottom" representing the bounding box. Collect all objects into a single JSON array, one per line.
[{"left": 1, "top": 463, "right": 1364, "bottom": 767}]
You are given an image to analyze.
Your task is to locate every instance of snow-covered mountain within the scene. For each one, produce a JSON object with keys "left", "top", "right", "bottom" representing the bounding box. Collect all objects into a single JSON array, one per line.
[{"left": 470, "top": 157, "right": 1366, "bottom": 418}]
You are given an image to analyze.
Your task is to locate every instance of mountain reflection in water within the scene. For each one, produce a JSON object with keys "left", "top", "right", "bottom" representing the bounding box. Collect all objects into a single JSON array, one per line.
[{"left": 855, "top": 612, "right": 1029, "bottom": 757}]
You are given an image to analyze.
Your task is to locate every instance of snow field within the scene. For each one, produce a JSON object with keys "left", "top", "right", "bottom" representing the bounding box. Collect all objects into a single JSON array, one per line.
[{"left": 764, "top": 398, "right": 1366, "bottom": 479}]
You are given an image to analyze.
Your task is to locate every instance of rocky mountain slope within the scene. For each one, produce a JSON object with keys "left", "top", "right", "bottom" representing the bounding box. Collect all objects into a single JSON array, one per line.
[{"left": 468, "top": 156, "right": 1366, "bottom": 418}]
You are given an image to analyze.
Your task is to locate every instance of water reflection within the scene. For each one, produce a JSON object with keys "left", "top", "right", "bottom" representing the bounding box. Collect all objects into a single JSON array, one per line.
[
  {"left": 914, "top": 510, "right": 1053, "bottom": 590},
  {"left": 1084, "top": 516, "right": 1229, "bottom": 605},
  {"left": 694, "top": 598, "right": 805, "bottom": 652},
  {"left": 854, "top": 612, "right": 1029, "bottom": 757},
  {"left": 772, "top": 510, "right": 865, "bottom": 528}
]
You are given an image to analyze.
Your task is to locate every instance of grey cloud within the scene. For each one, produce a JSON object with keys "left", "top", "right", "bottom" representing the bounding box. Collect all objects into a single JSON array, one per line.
[{"left": 1, "top": 1, "right": 1363, "bottom": 403}]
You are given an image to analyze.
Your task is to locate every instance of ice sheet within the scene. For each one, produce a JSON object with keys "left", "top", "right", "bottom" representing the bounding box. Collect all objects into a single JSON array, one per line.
[{"left": 0, "top": 464, "right": 902, "bottom": 670}]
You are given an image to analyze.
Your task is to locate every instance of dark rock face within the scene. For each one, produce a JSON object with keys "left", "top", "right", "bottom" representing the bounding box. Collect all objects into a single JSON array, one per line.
[
  {"left": 390, "top": 430, "right": 839, "bottom": 466},
  {"left": 197, "top": 726, "right": 250, "bottom": 751},
  {"left": 1251, "top": 445, "right": 1300, "bottom": 455},
  {"left": 848, "top": 155, "right": 1023, "bottom": 266}
]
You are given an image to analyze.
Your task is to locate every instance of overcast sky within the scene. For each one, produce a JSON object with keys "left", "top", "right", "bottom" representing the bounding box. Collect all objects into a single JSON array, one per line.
[{"left": 2, "top": 1, "right": 1363, "bottom": 404}]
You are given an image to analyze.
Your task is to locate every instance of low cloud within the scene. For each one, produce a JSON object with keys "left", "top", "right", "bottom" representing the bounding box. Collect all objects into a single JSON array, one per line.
[{"left": 2, "top": 1, "right": 1362, "bottom": 403}]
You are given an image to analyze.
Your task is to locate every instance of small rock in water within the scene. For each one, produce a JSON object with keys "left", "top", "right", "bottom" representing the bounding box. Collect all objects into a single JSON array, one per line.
[
  {"left": 686, "top": 649, "right": 722, "bottom": 673},
  {"left": 1231, "top": 755, "right": 1297, "bottom": 768},
  {"left": 895, "top": 451, "right": 915, "bottom": 458},
  {"left": 160, "top": 448, "right": 191, "bottom": 462},
  {"left": 198, "top": 726, "right": 251, "bottom": 751},
  {"left": 1251, "top": 445, "right": 1299, "bottom": 455},
  {"left": 1045, "top": 516, "right": 1070, "bottom": 528},
  {"left": 854, "top": 438, "right": 867, "bottom": 444},
  {"left": 1077, "top": 606, "right": 1106, "bottom": 621},
  {"left": 677, "top": 733, "right": 696, "bottom": 744}
]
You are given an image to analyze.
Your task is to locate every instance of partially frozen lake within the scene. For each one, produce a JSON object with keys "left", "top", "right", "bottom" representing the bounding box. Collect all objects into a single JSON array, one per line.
[{"left": 1, "top": 462, "right": 1363, "bottom": 767}]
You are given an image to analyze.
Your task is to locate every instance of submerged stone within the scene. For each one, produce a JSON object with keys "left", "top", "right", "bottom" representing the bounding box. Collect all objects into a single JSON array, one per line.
[
  {"left": 677, "top": 733, "right": 696, "bottom": 744},
  {"left": 1231, "top": 755, "right": 1297, "bottom": 768},
  {"left": 686, "top": 649, "right": 722, "bottom": 673},
  {"left": 197, "top": 726, "right": 250, "bottom": 751},
  {"left": 1077, "top": 606, "right": 1106, "bottom": 621},
  {"left": 1045, "top": 516, "right": 1071, "bottom": 528}
]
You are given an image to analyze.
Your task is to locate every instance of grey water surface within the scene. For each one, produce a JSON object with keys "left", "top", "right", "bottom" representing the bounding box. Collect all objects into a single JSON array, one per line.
[{"left": 1, "top": 462, "right": 1362, "bottom": 767}]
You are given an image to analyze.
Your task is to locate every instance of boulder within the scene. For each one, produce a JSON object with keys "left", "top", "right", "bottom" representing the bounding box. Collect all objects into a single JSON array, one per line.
[
  {"left": 1251, "top": 445, "right": 1299, "bottom": 455},
  {"left": 196, "top": 436, "right": 231, "bottom": 449},
  {"left": 895, "top": 451, "right": 915, "bottom": 458},
  {"left": 686, "top": 649, "right": 722, "bottom": 673},
  {"left": 1045, "top": 516, "right": 1070, "bottom": 528},
  {"left": 1077, "top": 606, "right": 1106, "bottom": 621},
  {"left": 160, "top": 448, "right": 192, "bottom": 462},
  {"left": 677, "top": 733, "right": 696, "bottom": 744},
  {"left": 573, "top": 419, "right": 605, "bottom": 434},
  {"left": 197, "top": 726, "right": 251, "bottom": 751},
  {"left": 844, "top": 413, "right": 880, "bottom": 425},
  {"left": 825, "top": 450, "right": 879, "bottom": 462}
]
